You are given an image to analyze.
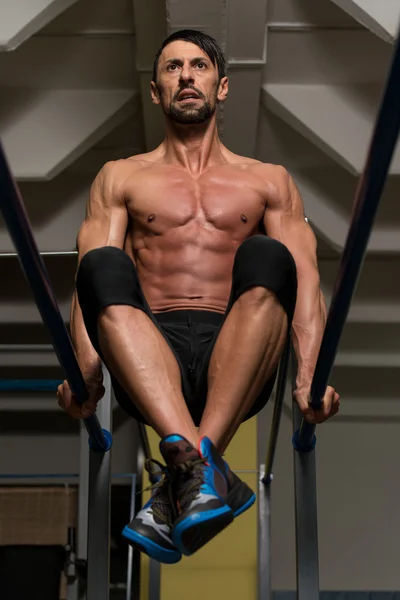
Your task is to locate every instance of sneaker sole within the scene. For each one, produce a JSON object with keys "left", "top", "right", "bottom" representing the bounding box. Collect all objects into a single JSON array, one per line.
[
  {"left": 172, "top": 504, "right": 234, "bottom": 556},
  {"left": 122, "top": 526, "right": 182, "bottom": 564}
]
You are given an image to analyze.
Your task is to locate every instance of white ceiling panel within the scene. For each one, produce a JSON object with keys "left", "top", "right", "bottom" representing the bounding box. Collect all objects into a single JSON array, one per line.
[
  {"left": 0, "top": 37, "right": 137, "bottom": 88},
  {"left": 0, "top": 0, "right": 79, "bottom": 51},
  {"left": 0, "top": 88, "right": 137, "bottom": 180},
  {"left": 264, "top": 30, "right": 391, "bottom": 84},
  {"left": 0, "top": 173, "right": 91, "bottom": 252},
  {"left": 268, "top": 0, "right": 359, "bottom": 26},
  {"left": 262, "top": 83, "right": 400, "bottom": 175},
  {"left": 330, "top": 0, "right": 400, "bottom": 42},
  {"left": 41, "top": 0, "right": 135, "bottom": 35},
  {"left": 256, "top": 109, "right": 333, "bottom": 169}
]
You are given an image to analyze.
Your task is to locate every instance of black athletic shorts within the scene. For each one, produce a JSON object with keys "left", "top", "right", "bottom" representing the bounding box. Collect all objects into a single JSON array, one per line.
[{"left": 76, "top": 235, "right": 297, "bottom": 426}]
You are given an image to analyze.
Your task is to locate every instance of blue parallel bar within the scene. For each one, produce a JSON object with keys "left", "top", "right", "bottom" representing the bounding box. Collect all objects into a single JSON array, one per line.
[
  {"left": 0, "top": 380, "right": 62, "bottom": 392},
  {"left": 294, "top": 29, "right": 400, "bottom": 452},
  {"left": 0, "top": 143, "right": 110, "bottom": 453}
]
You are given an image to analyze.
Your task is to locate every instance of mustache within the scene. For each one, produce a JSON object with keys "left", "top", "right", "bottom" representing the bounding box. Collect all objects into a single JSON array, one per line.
[{"left": 173, "top": 86, "right": 204, "bottom": 101}]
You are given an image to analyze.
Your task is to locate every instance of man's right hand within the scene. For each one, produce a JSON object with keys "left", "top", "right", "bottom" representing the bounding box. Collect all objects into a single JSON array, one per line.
[{"left": 57, "top": 377, "right": 105, "bottom": 419}]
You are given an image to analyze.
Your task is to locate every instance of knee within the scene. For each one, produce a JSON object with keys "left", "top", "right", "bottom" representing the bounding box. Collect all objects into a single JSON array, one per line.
[
  {"left": 234, "top": 235, "right": 297, "bottom": 283},
  {"left": 77, "top": 246, "right": 130, "bottom": 281},
  {"left": 76, "top": 246, "right": 138, "bottom": 313},
  {"left": 232, "top": 235, "right": 298, "bottom": 321}
]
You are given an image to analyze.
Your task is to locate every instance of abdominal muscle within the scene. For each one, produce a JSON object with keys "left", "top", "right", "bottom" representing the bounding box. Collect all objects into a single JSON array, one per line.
[{"left": 129, "top": 229, "right": 241, "bottom": 314}]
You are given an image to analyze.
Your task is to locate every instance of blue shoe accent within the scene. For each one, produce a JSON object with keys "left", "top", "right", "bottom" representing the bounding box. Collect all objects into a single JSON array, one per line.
[
  {"left": 232, "top": 492, "right": 256, "bottom": 517},
  {"left": 198, "top": 436, "right": 227, "bottom": 497},
  {"left": 122, "top": 526, "right": 181, "bottom": 564},
  {"left": 163, "top": 434, "right": 187, "bottom": 444},
  {"left": 172, "top": 503, "right": 233, "bottom": 556},
  {"left": 170, "top": 436, "right": 234, "bottom": 556}
]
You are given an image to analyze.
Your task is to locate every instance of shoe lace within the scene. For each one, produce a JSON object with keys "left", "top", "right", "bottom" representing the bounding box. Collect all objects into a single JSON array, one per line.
[
  {"left": 141, "top": 459, "right": 176, "bottom": 527},
  {"left": 175, "top": 458, "right": 207, "bottom": 513}
]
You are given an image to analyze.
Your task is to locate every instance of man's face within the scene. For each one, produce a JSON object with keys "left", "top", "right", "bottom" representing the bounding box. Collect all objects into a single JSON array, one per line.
[{"left": 151, "top": 40, "right": 228, "bottom": 125}]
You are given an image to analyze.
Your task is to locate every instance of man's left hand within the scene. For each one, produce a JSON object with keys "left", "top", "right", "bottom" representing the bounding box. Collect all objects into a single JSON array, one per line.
[{"left": 293, "top": 385, "right": 340, "bottom": 424}]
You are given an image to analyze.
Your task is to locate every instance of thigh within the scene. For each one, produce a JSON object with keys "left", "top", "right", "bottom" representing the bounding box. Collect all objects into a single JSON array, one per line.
[
  {"left": 106, "top": 319, "right": 193, "bottom": 425},
  {"left": 194, "top": 234, "right": 297, "bottom": 422},
  {"left": 108, "top": 319, "right": 193, "bottom": 425},
  {"left": 76, "top": 247, "right": 191, "bottom": 422},
  {"left": 76, "top": 247, "right": 154, "bottom": 356},
  {"left": 242, "top": 369, "right": 278, "bottom": 421},
  {"left": 111, "top": 375, "right": 150, "bottom": 424},
  {"left": 193, "top": 325, "right": 278, "bottom": 424}
]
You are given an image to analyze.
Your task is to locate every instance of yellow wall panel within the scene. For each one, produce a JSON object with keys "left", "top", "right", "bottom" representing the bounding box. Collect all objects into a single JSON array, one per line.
[{"left": 140, "top": 417, "right": 258, "bottom": 600}]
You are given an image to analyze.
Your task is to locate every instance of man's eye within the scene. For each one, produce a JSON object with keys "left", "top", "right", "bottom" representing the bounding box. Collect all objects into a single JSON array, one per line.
[
  {"left": 197, "top": 62, "right": 206, "bottom": 69},
  {"left": 168, "top": 64, "right": 178, "bottom": 71}
]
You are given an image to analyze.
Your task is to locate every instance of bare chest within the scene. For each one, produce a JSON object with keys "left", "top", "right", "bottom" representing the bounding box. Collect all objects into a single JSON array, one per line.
[{"left": 127, "top": 169, "right": 266, "bottom": 236}]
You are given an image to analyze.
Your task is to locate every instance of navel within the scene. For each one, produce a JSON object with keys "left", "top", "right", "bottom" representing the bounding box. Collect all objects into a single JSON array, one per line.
[
  {"left": 147, "top": 213, "right": 156, "bottom": 222},
  {"left": 240, "top": 213, "right": 248, "bottom": 223}
]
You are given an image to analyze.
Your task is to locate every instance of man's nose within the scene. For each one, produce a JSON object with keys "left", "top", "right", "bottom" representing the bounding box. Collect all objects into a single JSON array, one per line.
[{"left": 179, "top": 63, "right": 194, "bottom": 83}]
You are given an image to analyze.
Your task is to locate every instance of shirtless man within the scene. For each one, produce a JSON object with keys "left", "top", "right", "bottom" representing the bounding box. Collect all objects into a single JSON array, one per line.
[{"left": 57, "top": 29, "right": 340, "bottom": 563}]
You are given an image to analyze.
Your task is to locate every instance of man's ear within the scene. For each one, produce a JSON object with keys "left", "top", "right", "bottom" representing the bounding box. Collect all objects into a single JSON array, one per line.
[
  {"left": 150, "top": 81, "right": 161, "bottom": 105},
  {"left": 217, "top": 76, "right": 229, "bottom": 102}
]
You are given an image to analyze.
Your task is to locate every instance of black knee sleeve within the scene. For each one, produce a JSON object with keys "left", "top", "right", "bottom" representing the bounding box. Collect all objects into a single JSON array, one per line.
[
  {"left": 231, "top": 235, "right": 298, "bottom": 323},
  {"left": 76, "top": 247, "right": 146, "bottom": 350}
]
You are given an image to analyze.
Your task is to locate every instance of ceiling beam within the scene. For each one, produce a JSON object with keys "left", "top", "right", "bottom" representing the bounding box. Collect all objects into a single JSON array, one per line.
[
  {"left": 262, "top": 82, "right": 400, "bottom": 176},
  {"left": 0, "top": 0, "right": 79, "bottom": 51},
  {"left": 1, "top": 89, "right": 137, "bottom": 181},
  {"left": 329, "top": 0, "right": 399, "bottom": 43},
  {"left": 132, "top": 0, "right": 168, "bottom": 151}
]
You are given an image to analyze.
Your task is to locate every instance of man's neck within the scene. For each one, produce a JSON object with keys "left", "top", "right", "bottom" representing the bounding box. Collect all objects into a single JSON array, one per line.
[{"left": 162, "top": 116, "right": 226, "bottom": 174}]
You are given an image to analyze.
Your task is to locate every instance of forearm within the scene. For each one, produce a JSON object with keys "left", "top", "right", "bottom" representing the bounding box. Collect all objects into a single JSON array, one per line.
[
  {"left": 70, "top": 291, "right": 102, "bottom": 380},
  {"left": 291, "top": 282, "right": 327, "bottom": 390}
]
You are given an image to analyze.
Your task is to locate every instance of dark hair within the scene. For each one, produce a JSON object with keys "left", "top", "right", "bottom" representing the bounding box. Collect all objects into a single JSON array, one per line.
[{"left": 152, "top": 29, "right": 226, "bottom": 83}]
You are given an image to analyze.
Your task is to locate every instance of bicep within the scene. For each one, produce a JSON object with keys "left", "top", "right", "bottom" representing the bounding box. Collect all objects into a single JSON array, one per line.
[
  {"left": 263, "top": 170, "right": 319, "bottom": 280},
  {"left": 76, "top": 163, "right": 128, "bottom": 261}
]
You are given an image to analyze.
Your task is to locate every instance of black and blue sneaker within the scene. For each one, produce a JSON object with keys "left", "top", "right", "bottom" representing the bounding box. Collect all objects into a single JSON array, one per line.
[
  {"left": 161, "top": 435, "right": 234, "bottom": 556},
  {"left": 122, "top": 435, "right": 256, "bottom": 563},
  {"left": 122, "top": 459, "right": 182, "bottom": 564}
]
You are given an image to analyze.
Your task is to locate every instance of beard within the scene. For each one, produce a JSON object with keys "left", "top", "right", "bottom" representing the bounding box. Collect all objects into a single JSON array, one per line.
[
  {"left": 159, "top": 84, "right": 218, "bottom": 125},
  {"left": 167, "top": 99, "right": 216, "bottom": 125}
]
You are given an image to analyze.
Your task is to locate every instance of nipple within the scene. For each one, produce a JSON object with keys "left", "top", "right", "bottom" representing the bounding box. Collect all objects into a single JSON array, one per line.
[
  {"left": 148, "top": 214, "right": 156, "bottom": 222},
  {"left": 240, "top": 213, "right": 248, "bottom": 223}
]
